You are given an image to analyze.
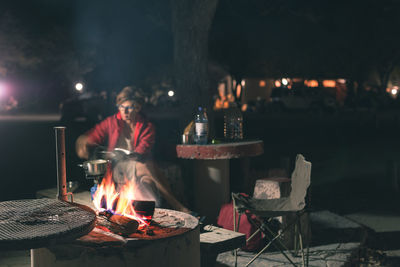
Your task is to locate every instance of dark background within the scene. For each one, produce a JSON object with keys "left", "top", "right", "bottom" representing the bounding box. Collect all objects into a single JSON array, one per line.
[
  {"left": 1, "top": 110, "right": 399, "bottom": 217},
  {"left": 0, "top": 0, "right": 399, "bottom": 109},
  {"left": 0, "top": 0, "right": 400, "bottom": 219}
]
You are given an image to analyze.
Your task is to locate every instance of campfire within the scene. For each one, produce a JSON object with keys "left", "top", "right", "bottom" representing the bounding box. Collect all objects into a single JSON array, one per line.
[
  {"left": 28, "top": 127, "right": 200, "bottom": 267},
  {"left": 92, "top": 168, "right": 156, "bottom": 236}
]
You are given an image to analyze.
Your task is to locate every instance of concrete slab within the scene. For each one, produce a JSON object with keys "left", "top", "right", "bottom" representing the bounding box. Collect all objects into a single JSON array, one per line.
[
  {"left": 36, "top": 188, "right": 94, "bottom": 208},
  {"left": 383, "top": 249, "right": 400, "bottom": 266},
  {"left": 0, "top": 210, "right": 394, "bottom": 266},
  {"left": 0, "top": 250, "right": 30, "bottom": 267},
  {"left": 0, "top": 243, "right": 363, "bottom": 267},
  {"left": 214, "top": 210, "right": 366, "bottom": 266},
  {"left": 311, "top": 210, "right": 361, "bottom": 229},
  {"left": 385, "top": 249, "right": 400, "bottom": 257},
  {"left": 216, "top": 242, "right": 360, "bottom": 267},
  {"left": 345, "top": 212, "right": 400, "bottom": 250},
  {"left": 345, "top": 212, "right": 400, "bottom": 233},
  {"left": 311, "top": 210, "right": 367, "bottom": 246}
]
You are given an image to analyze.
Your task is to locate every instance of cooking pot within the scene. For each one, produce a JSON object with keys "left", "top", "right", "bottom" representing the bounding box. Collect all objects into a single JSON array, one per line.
[
  {"left": 78, "top": 159, "right": 108, "bottom": 177},
  {"left": 132, "top": 200, "right": 155, "bottom": 222}
]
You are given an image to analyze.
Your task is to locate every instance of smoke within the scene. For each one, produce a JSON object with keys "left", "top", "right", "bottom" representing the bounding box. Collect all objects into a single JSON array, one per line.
[{"left": 112, "top": 159, "right": 160, "bottom": 206}]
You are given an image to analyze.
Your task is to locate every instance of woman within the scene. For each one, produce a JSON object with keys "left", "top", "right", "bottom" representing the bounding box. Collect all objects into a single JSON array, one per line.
[{"left": 76, "top": 86, "right": 189, "bottom": 212}]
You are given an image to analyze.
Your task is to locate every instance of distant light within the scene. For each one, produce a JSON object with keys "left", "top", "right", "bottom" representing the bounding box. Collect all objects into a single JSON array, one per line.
[
  {"left": 75, "top": 83, "right": 83, "bottom": 91},
  {"left": 282, "top": 78, "right": 288, "bottom": 86},
  {"left": 322, "top": 80, "right": 336, "bottom": 88},
  {"left": 236, "top": 84, "right": 242, "bottom": 99},
  {"left": 259, "top": 80, "right": 266, "bottom": 87},
  {"left": 275, "top": 80, "right": 281, "bottom": 87},
  {"left": 167, "top": 90, "right": 174, "bottom": 97},
  {"left": 0, "top": 82, "right": 6, "bottom": 98},
  {"left": 391, "top": 87, "right": 399, "bottom": 95},
  {"left": 337, "top": 79, "right": 346, "bottom": 84},
  {"left": 305, "top": 80, "right": 319, "bottom": 87},
  {"left": 241, "top": 80, "right": 245, "bottom": 86}
]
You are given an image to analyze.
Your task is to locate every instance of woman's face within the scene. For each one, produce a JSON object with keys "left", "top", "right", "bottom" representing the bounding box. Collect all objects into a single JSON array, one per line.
[{"left": 118, "top": 100, "right": 142, "bottom": 123}]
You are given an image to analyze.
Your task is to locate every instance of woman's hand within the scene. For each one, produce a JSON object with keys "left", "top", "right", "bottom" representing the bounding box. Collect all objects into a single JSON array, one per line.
[{"left": 76, "top": 135, "right": 90, "bottom": 159}]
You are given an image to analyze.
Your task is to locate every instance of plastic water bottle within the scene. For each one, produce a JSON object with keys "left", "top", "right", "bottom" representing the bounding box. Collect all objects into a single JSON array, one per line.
[
  {"left": 194, "top": 107, "right": 208, "bottom": 144},
  {"left": 224, "top": 102, "right": 243, "bottom": 141}
]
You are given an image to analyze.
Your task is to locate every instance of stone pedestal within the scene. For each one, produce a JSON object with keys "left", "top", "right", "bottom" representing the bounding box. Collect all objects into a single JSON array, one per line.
[
  {"left": 193, "top": 159, "right": 230, "bottom": 224},
  {"left": 176, "top": 140, "right": 264, "bottom": 224}
]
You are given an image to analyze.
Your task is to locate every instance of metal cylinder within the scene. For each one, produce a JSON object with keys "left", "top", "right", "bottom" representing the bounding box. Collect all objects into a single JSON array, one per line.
[{"left": 54, "top": 126, "right": 68, "bottom": 201}]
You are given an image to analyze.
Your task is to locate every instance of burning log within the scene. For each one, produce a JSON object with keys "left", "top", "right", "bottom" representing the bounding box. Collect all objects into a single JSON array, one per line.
[
  {"left": 109, "top": 214, "right": 139, "bottom": 234},
  {"left": 97, "top": 212, "right": 139, "bottom": 236}
]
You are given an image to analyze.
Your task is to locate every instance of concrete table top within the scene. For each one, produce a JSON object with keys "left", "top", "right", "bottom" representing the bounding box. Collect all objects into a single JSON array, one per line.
[{"left": 176, "top": 140, "right": 264, "bottom": 160}]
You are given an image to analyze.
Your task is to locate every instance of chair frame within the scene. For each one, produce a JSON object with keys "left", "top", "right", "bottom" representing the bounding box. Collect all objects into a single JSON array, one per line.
[{"left": 232, "top": 154, "right": 311, "bottom": 267}]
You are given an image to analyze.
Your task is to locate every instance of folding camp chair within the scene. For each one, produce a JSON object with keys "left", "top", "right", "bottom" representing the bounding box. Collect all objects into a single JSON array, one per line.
[{"left": 232, "top": 154, "right": 311, "bottom": 267}]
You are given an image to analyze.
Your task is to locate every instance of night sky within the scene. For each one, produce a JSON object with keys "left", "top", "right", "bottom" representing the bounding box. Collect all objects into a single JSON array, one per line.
[
  {"left": 1, "top": 0, "right": 400, "bottom": 109},
  {"left": 0, "top": 0, "right": 173, "bottom": 108}
]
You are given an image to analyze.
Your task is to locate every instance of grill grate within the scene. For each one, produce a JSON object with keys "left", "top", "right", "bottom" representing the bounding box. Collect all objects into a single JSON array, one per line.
[{"left": 0, "top": 198, "right": 96, "bottom": 250}]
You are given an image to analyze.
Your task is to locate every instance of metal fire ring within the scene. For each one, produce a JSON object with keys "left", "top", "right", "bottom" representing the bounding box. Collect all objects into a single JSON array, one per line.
[{"left": 0, "top": 198, "right": 96, "bottom": 250}]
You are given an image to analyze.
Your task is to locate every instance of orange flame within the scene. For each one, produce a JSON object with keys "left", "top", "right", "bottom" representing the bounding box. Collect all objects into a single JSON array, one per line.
[{"left": 93, "top": 168, "right": 150, "bottom": 228}]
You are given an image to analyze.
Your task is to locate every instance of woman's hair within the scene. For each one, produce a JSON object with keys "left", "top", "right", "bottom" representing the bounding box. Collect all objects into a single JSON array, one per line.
[{"left": 116, "top": 86, "right": 144, "bottom": 106}]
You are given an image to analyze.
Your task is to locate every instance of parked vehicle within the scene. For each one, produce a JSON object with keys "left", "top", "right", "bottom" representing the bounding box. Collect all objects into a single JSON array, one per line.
[{"left": 269, "top": 87, "right": 337, "bottom": 113}]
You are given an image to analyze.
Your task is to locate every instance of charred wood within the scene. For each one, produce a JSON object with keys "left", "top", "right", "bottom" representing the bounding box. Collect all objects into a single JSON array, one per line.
[{"left": 97, "top": 213, "right": 139, "bottom": 236}]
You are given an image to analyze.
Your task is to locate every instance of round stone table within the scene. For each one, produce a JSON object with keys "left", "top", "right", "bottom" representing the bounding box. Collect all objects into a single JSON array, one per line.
[{"left": 176, "top": 140, "right": 264, "bottom": 223}]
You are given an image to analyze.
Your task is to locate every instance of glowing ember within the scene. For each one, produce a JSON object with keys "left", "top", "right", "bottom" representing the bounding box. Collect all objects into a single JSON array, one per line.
[{"left": 93, "top": 168, "right": 153, "bottom": 229}]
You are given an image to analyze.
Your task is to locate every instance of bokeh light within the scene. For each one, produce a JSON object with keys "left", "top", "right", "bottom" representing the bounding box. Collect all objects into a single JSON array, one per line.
[
  {"left": 0, "top": 82, "right": 7, "bottom": 99},
  {"left": 75, "top": 82, "right": 83, "bottom": 91}
]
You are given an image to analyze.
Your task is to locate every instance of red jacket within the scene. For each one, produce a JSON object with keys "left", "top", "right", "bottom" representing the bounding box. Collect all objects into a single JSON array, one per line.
[{"left": 86, "top": 112, "right": 156, "bottom": 156}]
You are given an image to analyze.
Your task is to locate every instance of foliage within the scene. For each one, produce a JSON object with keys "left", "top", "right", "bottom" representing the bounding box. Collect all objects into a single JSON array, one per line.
[
  {"left": 1, "top": 0, "right": 400, "bottom": 111},
  {"left": 209, "top": 0, "right": 400, "bottom": 91}
]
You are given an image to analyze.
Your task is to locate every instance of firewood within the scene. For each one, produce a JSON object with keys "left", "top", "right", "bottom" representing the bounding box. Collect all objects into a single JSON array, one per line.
[
  {"left": 97, "top": 214, "right": 139, "bottom": 236},
  {"left": 109, "top": 214, "right": 139, "bottom": 234}
]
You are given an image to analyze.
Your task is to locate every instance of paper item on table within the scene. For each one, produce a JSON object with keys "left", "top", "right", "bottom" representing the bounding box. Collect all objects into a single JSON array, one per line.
[{"left": 183, "top": 120, "right": 194, "bottom": 135}]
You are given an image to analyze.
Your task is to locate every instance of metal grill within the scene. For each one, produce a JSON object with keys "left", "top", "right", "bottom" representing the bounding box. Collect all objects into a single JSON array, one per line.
[{"left": 0, "top": 198, "right": 96, "bottom": 250}]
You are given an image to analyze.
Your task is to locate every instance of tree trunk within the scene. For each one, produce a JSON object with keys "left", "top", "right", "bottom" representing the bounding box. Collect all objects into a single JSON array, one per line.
[
  {"left": 171, "top": 0, "right": 218, "bottom": 132},
  {"left": 378, "top": 69, "right": 391, "bottom": 94},
  {"left": 377, "top": 58, "right": 397, "bottom": 94}
]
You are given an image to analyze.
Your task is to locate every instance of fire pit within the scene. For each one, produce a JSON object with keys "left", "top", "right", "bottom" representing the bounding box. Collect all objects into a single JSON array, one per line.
[
  {"left": 31, "top": 208, "right": 200, "bottom": 267},
  {"left": 30, "top": 127, "right": 200, "bottom": 266}
]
